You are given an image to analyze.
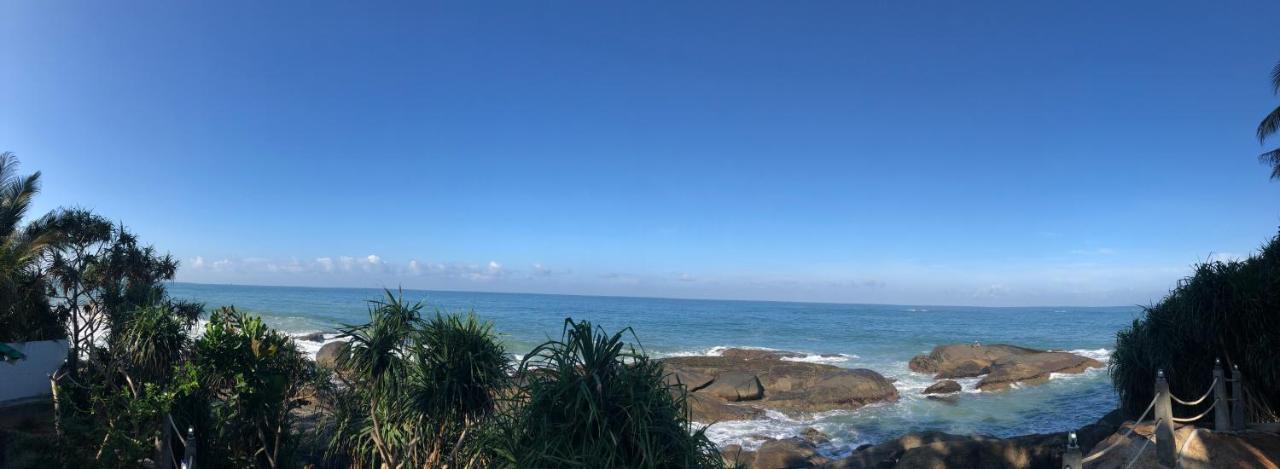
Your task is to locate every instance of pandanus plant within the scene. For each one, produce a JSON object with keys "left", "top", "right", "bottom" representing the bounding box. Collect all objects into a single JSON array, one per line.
[
  {"left": 490, "top": 318, "right": 722, "bottom": 469},
  {"left": 327, "top": 290, "right": 510, "bottom": 468}
]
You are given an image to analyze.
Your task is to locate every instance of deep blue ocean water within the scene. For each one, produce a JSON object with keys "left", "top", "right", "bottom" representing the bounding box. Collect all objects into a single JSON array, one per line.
[{"left": 168, "top": 282, "right": 1141, "bottom": 454}]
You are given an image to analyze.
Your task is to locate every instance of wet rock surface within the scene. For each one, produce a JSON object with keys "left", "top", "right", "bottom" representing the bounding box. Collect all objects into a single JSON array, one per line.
[
  {"left": 921, "top": 380, "right": 960, "bottom": 395},
  {"left": 661, "top": 348, "right": 898, "bottom": 422},
  {"left": 909, "top": 343, "right": 1103, "bottom": 391}
]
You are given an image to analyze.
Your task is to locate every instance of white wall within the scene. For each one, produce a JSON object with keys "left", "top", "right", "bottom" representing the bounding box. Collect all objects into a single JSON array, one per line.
[{"left": 0, "top": 340, "right": 68, "bottom": 404}]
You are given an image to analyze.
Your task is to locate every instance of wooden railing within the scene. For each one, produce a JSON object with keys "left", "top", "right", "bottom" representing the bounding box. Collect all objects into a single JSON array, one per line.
[{"left": 1062, "top": 359, "right": 1246, "bottom": 469}]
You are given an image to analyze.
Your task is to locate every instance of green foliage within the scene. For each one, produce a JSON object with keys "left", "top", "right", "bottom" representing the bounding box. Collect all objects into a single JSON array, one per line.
[
  {"left": 42, "top": 207, "right": 195, "bottom": 361},
  {"left": 181, "top": 306, "right": 317, "bottom": 468},
  {"left": 327, "top": 290, "right": 510, "bottom": 468},
  {"left": 112, "top": 303, "right": 190, "bottom": 383},
  {"left": 52, "top": 301, "right": 193, "bottom": 466},
  {"left": 0, "top": 152, "right": 60, "bottom": 342},
  {"left": 1112, "top": 232, "right": 1280, "bottom": 421},
  {"left": 490, "top": 318, "right": 721, "bottom": 469}
]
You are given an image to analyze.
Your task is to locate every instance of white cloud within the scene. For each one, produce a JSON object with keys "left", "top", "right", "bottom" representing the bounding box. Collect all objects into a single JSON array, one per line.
[
  {"left": 316, "top": 257, "right": 334, "bottom": 272},
  {"left": 338, "top": 256, "right": 356, "bottom": 271},
  {"left": 190, "top": 256, "right": 205, "bottom": 269}
]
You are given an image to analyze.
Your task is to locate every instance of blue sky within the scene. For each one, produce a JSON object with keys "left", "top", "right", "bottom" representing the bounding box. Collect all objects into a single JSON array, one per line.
[{"left": 3, "top": 1, "right": 1279, "bottom": 306}]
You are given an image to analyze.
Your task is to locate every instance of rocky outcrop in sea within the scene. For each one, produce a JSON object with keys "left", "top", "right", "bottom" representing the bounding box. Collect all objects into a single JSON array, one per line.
[
  {"left": 909, "top": 343, "right": 1104, "bottom": 391},
  {"left": 660, "top": 348, "right": 900, "bottom": 422}
]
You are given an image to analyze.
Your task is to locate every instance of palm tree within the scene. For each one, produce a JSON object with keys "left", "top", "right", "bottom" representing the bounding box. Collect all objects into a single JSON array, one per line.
[
  {"left": 0, "top": 152, "right": 61, "bottom": 342},
  {"left": 1258, "top": 61, "right": 1280, "bottom": 179}
]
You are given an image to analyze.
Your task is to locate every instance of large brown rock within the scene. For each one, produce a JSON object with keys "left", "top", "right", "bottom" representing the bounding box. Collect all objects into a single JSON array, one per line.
[
  {"left": 721, "top": 444, "right": 756, "bottom": 468},
  {"left": 921, "top": 380, "right": 960, "bottom": 395},
  {"left": 821, "top": 431, "right": 971, "bottom": 468},
  {"left": 703, "top": 371, "right": 766, "bottom": 402},
  {"left": 687, "top": 393, "right": 766, "bottom": 422},
  {"left": 752, "top": 438, "right": 829, "bottom": 469},
  {"left": 1081, "top": 421, "right": 1280, "bottom": 469},
  {"left": 662, "top": 350, "right": 898, "bottom": 421},
  {"left": 315, "top": 341, "right": 348, "bottom": 369},
  {"left": 820, "top": 410, "right": 1128, "bottom": 469},
  {"left": 975, "top": 351, "right": 1104, "bottom": 391},
  {"left": 908, "top": 343, "right": 1102, "bottom": 391}
]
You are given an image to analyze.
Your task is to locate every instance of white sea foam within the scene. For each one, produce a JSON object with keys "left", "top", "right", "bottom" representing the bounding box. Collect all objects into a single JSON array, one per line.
[
  {"left": 287, "top": 331, "right": 344, "bottom": 360},
  {"left": 1067, "top": 348, "right": 1112, "bottom": 362},
  {"left": 780, "top": 353, "right": 859, "bottom": 364},
  {"left": 655, "top": 346, "right": 857, "bottom": 365}
]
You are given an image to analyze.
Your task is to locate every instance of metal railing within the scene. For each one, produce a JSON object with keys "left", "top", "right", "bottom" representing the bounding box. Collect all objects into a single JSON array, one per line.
[
  {"left": 158, "top": 413, "right": 197, "bottom": 469},
  {"left": 1062, "top": 359, "right": 1246, "bottom": 469}
]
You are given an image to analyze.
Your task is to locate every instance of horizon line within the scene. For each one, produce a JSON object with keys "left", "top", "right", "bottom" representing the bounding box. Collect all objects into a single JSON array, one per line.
[{"left": 167, "top": 280, "right": 1141, "bottom": 311}]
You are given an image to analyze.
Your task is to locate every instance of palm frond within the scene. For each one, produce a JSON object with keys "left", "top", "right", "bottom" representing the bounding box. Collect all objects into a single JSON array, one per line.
[
  {"left": 1258, "top": 105, "right": 1280, "bottom": 143},
  {"left": 1262, "top": 148, "right": 1280, "bottom": 180},
  {"left": 1272, "top": 61, "right": 1280, "bottom": 95}
]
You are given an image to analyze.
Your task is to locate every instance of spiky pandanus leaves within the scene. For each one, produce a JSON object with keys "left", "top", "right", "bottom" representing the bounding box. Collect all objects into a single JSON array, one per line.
[
  {"left": 326, "top": 290, "right": 510, "bottom": 468},
  {"left": 1112, "top": 233, "right": 1280, "bottom": 422},
  {"left": 491, "top": 318, "right": 721, "bottom": 469},
  {"left": 111, "top": 303, "right": 190, "bottom": 384}
]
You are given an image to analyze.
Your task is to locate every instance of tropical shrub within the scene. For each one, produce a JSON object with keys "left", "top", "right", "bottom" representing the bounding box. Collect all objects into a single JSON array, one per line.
[
  {"left": 489, "top": 318, "right": 721, "bottom": 469},
  {"left": 1111, "top": 232, "right": 1280, "bottom": 422},
  {"left": 42, "top": 207, "right": 200, "bottom": 366},
  {"left": 177, "top": 306, "right": 317, "bottom": 468},
  {"left": 0, "top": 152, "right": 60, "bottom": 342},
  {"left": 55, "top": 302, "right": 191, "bottom": 466},
  {"left": 326, "top": 291, "right": 510, "bottom": 468}
]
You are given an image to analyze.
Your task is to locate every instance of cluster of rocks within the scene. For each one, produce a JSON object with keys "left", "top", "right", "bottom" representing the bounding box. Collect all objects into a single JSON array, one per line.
[
  {"left": 909, "top": 343, "right": 1104, "bottom": 393},
  {"left": 720, "top": 410, "right": 1129, "bottom": 469},
  {"left": 659, "top": 348, "right": 900, "bottom": 423}
]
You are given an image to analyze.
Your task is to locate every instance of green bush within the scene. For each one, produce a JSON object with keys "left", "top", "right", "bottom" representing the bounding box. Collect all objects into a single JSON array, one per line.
[
  {"left": 326, "top": 290, "right": 510, "bottom": 468},
  {"left": 1112, "top": 232, "right": 1280, "bottom": 421},
  {"left": 179, "top": 306, "right": 317, "bottom": 468},
  {"left": 489, "top": 318, "right": 721, "bottom": 469}
]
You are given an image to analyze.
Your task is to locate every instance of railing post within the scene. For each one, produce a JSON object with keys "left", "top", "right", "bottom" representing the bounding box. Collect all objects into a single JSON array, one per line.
[
  {"left": 1154, "top": 369, "right": 1176, "bottom": 468},
  {"left": 48, "top": 372, "right": 63, "bottom": 439},
  {"left": 1214, "top": 359, "right": 1230, "bottom": 432},
  {"left": 157, "top": 414, "right": 173, "bottom": 469},
  {"left": 1062, "top": 432, "right": 1082, "bottom": 469},
  {"left": 1231, "top": 365, "right": 1245, "bottom": 431},
  {"left": 182, "top": 426, "right": 197, "bottom": 469}
]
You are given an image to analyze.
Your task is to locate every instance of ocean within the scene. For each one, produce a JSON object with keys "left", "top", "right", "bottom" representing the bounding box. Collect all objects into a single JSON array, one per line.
[{"left": 168, "top": 282, "right": 1139, "bottom": 456}]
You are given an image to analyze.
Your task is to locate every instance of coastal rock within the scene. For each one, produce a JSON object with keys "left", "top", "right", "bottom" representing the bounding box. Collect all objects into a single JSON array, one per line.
[
  {"left": 315, "top": 341, "right": 348, "bottom": 369},
  {"left": 822, "top": 431, "right": 970, "bottom": 468},
  {"left": 921, "top": 380, "right": 960, "bottom": 395},
  {"left": 800, "top": 427, "right": 830, "bottom": 446},
  {"left": 662, "top": 349, "right": 898, "bottom": 421},
  {"left": 975, "top": 351, "right": 1104, "bottom": 391},
  {"left": 751, "top": 438, "right": 829, "bottom": 469},
  {"left": 298, "top": 331, "right": 326, "bottom": 342},
  {"left": 687, "top": 393, "right": 766, "bottom": 422},
  {"left": 720, "top": 444, "right": 756, "bottom": 468},
  {"left": 908, "top": 343, "right": 1102, "bottom": 390},
  {"left": 702, "top": 371, "right": 765, "bottom": 402},
  {"left": 720, "top": 348, "right": 805, "bottom": 361},
  {"left": 820, "top": 410, "right": 1128, "bottom": 468},
  {"left": 1083, "top": 422, "right": 1280, "bottom": 469}
]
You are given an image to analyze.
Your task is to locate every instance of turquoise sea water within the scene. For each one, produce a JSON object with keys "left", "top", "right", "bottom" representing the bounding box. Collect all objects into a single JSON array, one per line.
[{"left": 168, "top": 282, "right": 1139, "bottom": 455}]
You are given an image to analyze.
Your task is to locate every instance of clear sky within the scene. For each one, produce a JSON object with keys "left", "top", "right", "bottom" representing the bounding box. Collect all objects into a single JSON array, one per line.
[{"left": 4, "top": 1, "right": 1279, "bottom": 306}]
